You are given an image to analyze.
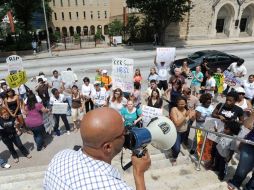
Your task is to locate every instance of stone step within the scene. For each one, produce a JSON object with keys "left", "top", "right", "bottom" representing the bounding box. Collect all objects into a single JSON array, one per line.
[
  {"left": 0, "top": 178, "right": 42, "bottom": 190},
  {"left": 124, "top": 166, "right": 223, "bottom": 190},
  {"left": 0, "top": 170, "right": 44, "bottom": 184},
  {"left": 0, "top": 165, "right": 47, "bottom": 177},
  {"left": 190, "top": 182, "right": 228, "bottom": 190}
]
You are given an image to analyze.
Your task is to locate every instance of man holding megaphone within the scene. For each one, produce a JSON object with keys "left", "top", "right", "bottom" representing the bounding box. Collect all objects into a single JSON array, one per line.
[{"left": 44, "top": 108, "right": 177, "bottom": 190}]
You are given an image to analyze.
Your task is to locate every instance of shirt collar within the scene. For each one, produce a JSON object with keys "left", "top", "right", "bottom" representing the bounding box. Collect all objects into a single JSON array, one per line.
[{"left": 78, "top": 149, "right": 122, "bottom": 180}]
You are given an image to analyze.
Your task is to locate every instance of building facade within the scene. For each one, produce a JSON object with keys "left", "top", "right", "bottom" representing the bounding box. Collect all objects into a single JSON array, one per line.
[
  {"left": 165, "top": 0, "right": 254, "bottom": 42},
  {"left": 49, "top": 0, "right": 125, "bottom": 37}
]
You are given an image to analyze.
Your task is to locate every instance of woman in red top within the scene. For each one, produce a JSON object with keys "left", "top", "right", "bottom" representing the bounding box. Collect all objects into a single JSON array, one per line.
[{"left": 133, "top": 68, "right": 142, "bottom": 84}]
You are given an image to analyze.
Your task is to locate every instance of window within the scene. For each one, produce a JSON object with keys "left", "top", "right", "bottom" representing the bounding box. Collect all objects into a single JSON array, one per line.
[
  {"left": 69, "top": 12, "right": 72, "bottom": 20},
  {"left": 104, "top": 11, "right": 107, "bottom": 18},
  {"left": 68, "top": 0, "right": 70, "bottom": 6},
  {"left": 60, "top": 0, "right": 63, "bottom": 7},
  {"left": 54, "top": 12, "right": 57, "bottom": 20},
  {"left": 76, "top": 12, "right": 79, "bottom": 19},
  {"left": 75, "top": 0, "right": 78, "bottom": 6},
  {"left": 90, "top": 11, "right": 93, "bottom": 19},
  {"left": 83, "top": 0, "right": 85, "bottom": 5},
  {"left": 97, "top": 11, "right": 100, "bottom": 19},
  {"left": 83, "top": 11, "right": 86, "bottom": 19},
  {"left": 62, "top": 12, "right": 64, "bottom": 20},
  {"left": 53, "top": 0, "right": 55, "bottom": 6}
]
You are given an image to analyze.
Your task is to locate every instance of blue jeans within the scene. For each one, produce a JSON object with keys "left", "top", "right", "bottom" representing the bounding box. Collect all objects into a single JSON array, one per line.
[
  {"left": 171, "top": 131, "right": 188, "bottom": 159},
  {"left": 65, "top": 96, "right": 72, "bottom": 116},
  {"left": 229, "top": 144, "right": 254, "bottom": 189},
  {"left": 0, "top": 157, "right": 6, "bottom": 167},
  {"left": 30, "top": 125, "right": 45, "bottom": 151}
]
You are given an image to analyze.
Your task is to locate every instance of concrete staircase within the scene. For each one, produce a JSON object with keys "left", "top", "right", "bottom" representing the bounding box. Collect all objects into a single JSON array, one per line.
[{"left": 0, "top": 145, "right": 230, "bottom": 190}]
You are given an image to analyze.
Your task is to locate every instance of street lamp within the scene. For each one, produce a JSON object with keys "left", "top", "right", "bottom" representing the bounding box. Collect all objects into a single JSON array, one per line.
[{"left": 42, "top": 0, "right": 52, "bottom": 56}]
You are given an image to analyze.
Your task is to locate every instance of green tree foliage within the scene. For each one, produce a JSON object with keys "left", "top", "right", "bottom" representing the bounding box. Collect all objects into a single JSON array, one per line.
[
  {"left": 108, "top": 19, "right": 123, "bottom": 36},
  {"left": 125, "top": 14, "right": 140, "bottom": 42},
  {"left": 126, "top": 0, "right": 192, "bottom": 45},
  {"left": 0, "top": 0, "right": 52, "bottom": 33}
]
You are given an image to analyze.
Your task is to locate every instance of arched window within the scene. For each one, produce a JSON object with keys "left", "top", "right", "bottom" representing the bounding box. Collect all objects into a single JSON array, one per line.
[
  {"left": 62, "top": 27, "right": 68, "bottom": 37},
  {"left": 83, "top": 26, "right": 88, "bottom": 35},
  {"left": 104, "top": 25, "right": 108, "bottom": 35},
  {"left": 69, "top": 26, "right": 74, "bottom": 36},
  {"left": 90, "top": 25, "right": 95, "bottom": 35},
  {"left": 76, "top": 26, "right": 81, "bottom": 35}
]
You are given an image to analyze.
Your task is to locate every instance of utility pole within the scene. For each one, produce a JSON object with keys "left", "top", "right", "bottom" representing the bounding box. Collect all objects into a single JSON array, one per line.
[{"left": 42, "top": 0, "right": 52, "bottom": 56}]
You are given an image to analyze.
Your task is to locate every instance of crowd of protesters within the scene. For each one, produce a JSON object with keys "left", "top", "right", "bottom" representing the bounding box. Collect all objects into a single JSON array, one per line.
[{"left": 0, "top": 55, "right": 254, "bottom": 190}]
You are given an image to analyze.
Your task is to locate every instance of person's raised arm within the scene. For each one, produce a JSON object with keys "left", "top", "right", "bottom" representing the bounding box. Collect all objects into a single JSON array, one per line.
[{"left": 132, "top": 151, "right": 151, "bottom": 190}]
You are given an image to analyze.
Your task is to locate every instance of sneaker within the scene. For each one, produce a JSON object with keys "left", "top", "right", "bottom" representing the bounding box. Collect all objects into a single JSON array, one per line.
[
  {"left": 26, "top": 154, "right": 32, "bottom": 159},
  {"left": 2, "top": 163, "right": 11, "bottom": 169},
  {"left": 67, "top": 131, "right": 70, "bottom": 135},
  {"left": 227, "top": 182, "right": 236, "bottom": 190},
  {"left": 14, "top": 158, "right": 19, "bottom": 163},
  {"left": 55, "top": 130, "right": 61, "bottom": 136}
]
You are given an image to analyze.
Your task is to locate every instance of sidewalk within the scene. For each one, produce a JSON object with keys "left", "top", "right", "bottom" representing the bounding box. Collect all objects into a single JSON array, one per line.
[{"left": 21, "top": 36, "right": 254, "bottom": 61}]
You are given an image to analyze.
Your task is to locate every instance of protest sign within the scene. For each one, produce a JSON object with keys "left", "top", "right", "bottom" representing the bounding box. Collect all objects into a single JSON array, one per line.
[
  {"left": 6, "top": 71, "right": 27, "bottom": 88},
  {"left": 61, "top": 71, "right": 75, "bottom": 84},
  {"left": 112, "top": 58, "right": 134, "bottom": 92},
  {"left": 223, "top": 70, "right": 242, "bottom": 86},
  {"left": 113, "top": 36, "right": 122, "bottom": 44},
  {"left": 6, "top": 55, "right": 23, "bottom": 73},
  {"left": 43, "top": 113, "right": 54, "bottom": 134},
  {"left": 213, "top": 73, "right": 224, "bottom": 93},
  {"left": 156, "top": 47, "right": 176, "bottom": 64},
  {"left": 142, "top": 105, "right": 163, "bottom": 127},
  {"left": 204, "top": 117, "right": 224, "bottom": 142},
  {"left": 52, "top": 103, "right": 68, "bottom": 114}
]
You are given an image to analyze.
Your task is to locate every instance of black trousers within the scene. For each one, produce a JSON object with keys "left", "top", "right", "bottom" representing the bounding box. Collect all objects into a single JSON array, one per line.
[
  {"left": 158, "top": 80, "right": 168, "bottom": 91},
  {"left": 53, "top": 114, "right": 70, "bottom": 132},
  {"left": 85, "top": 99, "right": 94, "bottom": 113},
  {"left": 214, "top": 148, "right": 227, "bottom": 180},
  {"left": 2, "top": 134, "right": 29, "bottom": 159}
]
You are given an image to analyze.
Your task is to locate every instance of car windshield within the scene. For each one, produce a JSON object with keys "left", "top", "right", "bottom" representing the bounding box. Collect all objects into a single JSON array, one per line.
[{"left": 188, "top": 52, "right": 206, "bottom": 60}]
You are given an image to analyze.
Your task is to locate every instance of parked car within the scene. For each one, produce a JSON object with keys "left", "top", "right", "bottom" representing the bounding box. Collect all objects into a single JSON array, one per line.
[{"left": 170, "top": 50, "right": 241, "bottom": 74}]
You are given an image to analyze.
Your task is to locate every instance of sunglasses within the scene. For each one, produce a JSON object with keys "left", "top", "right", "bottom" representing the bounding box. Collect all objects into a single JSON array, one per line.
[{"left": 238, "top": 93, "right": 245, "bottom": 95}]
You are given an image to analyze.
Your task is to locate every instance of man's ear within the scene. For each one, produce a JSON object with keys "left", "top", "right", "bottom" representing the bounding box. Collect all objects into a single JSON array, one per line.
[{"left": 102, "top": 142, "right": 112, "bottom": 154}]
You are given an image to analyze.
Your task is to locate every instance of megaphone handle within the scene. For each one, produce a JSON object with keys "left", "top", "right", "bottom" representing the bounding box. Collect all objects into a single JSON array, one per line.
[{"left": 122, "top": 161, "right": 133, "bottom": 171}]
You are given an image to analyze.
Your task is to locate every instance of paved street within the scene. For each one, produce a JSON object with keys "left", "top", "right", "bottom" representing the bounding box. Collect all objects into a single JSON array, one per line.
[{"left": 0, "top": 43, "right": 253, "bottom": 170}]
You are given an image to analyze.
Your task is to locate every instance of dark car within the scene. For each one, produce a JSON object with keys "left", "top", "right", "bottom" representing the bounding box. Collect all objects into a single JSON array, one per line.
[{"left": 170, "top": 50, "right": 241, "bottom": 74}]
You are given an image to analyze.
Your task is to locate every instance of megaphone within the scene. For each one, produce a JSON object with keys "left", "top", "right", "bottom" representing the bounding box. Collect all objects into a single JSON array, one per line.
[{"left": 122, "top": 116, "right": 177, "bottom": 170}]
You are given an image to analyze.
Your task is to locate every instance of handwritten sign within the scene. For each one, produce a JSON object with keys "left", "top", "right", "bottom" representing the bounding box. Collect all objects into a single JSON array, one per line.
[
  {"left": 156, "top": 47, "right": 176, "bottom": 64},
  {"left": 203, "top": 117, "right": 224, "bottom": 142},
  {"left": 113, "top": 36, "right": 122, "bottom": 44},
  {"left": 142, "top": 105, "right": 163, "bottom": 127},
  {"left": 6, "top": 55, "right": 23, "bottom": 73},
  {"left": 223, "top": 70, "right": 242, "bottom": 86},
  {"left": 52, "top": 103, "right": 68, "bottom": 114},
  {"left": 6, "top": 71, "right": 27, "bottom": 88},
  {"left": 112, "top": 58, "right": 134, "bottom": 93},
  {"left": 213, "top": 73, "right": 224, "bottom": 93},
  {"left": 61, "top": 71, "right": 75, "bottom": 84},
  {"left": 43, "top": 113, "right": 54, "bottom": 134}
]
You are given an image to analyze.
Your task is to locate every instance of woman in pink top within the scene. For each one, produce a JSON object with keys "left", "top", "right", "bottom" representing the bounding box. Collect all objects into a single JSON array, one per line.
[
  {"left": 24, "top": 91, "right": 49, "bottom": 151},
  {"left": 133, "top": 68, "right": 142, "bottom": 84}
]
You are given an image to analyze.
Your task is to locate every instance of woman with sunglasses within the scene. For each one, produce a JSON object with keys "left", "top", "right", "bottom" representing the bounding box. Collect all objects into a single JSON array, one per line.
[
  {"left": 147, "top": 89, "right": 163, "bottom": 109},
  {"left": 108, "top": 88, "right": 127, "bottom": 113}
]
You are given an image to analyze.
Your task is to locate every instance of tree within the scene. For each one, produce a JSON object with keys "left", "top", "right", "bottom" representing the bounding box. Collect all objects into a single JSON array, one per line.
[
  {"left": 108, "top": 19, "right": 123, "bottom": 36},
  {"left": 125, "top": 14, "right": 140, "bottom": 42},
  {"left": 0, "top": 0, "right": 52, "bottom": 33},
  {"left": 126, "top": 0, "right": 192, "bottom": 45}
]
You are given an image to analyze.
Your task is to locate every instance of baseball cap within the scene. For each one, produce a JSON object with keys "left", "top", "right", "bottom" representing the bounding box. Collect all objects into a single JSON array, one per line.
[
  {"left": 235, "top": 87, "right": 245, "bottom": 94},
  {"left": 102, "top": 70, "right": 108, "bottom": 74}
]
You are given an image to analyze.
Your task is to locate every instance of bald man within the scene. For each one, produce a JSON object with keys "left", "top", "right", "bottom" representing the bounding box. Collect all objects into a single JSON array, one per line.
[{"left": 44, "top": 108, "right": 151, "bottom": 190}]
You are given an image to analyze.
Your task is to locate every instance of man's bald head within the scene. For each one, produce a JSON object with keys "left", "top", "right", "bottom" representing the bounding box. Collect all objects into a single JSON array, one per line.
[{"left": 80, "top": 108, "right": 124, "bottom": 148}]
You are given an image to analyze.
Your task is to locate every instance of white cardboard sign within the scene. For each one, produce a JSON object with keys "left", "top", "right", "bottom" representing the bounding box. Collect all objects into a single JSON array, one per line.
[
  {"left": 142, "top": 105, "right": 163, "bottom": 127},
  {"left": 6, "top": 55, "right": 23, "bottom": 73},
  {"left": 112, "top": 58, "right": 134, "bottom": 93},
  {"left": 61, "top": 71, "right": 75, "bottom": 84},
  {"left": 52, "top": 103, "right": 68, "bottom": 114},
  {"left": 156, "top": 47, "right": 176, "bottom": 64}
]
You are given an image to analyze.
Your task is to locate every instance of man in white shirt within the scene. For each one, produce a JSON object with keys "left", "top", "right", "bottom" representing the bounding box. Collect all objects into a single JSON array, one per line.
[
  {"left": 91, "top": 82, "right": 108, "bottom": 108},
  {"left": 227, "top": 59, "right": 247, "bottom": 78},
  {"left": 50, "top": 88, "right": 71, "bottom": 136},
  {"left": 50, "top": 70, "right": 63, "bottom": 90},
  {"left": 44, "top": 108, "right": 151, "bottom": 190},
  {"left": 242, "top": 74, "right": 254, "bottom": 101},
  {"left": 154, "top": 56, "right": 170, "bottom": 92}
]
